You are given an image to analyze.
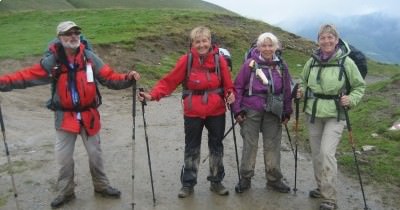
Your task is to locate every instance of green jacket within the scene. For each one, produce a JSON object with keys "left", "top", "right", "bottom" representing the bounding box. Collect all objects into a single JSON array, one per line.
[{"left": 300, "top": 40, "right": 366, "bottom": 120}]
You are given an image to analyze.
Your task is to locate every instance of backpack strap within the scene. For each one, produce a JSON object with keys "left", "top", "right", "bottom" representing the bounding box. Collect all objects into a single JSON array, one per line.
[{"left": 47, "top": 45, "right": 102, "bottom": 111}]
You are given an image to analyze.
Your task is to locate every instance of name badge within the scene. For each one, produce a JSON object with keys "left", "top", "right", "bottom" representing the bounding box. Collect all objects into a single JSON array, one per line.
[{"left": 86, "top": 63, "right": 94, "bottom": 82}]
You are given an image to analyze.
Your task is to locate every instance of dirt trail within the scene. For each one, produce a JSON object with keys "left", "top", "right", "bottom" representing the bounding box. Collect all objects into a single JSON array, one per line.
[{"left": 0, "top": 84, "right": 397, "bottom": 210}]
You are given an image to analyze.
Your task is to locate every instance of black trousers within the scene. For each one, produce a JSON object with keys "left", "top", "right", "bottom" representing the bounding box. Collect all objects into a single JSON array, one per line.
[{"left": 181, "top": 114, "right": 226, "bottom": 187}]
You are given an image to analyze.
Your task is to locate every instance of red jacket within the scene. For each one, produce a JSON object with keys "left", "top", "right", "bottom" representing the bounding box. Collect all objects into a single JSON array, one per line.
[
  {"left": 0, "top": 43, "right": 134, "bottom": 136},
  {"left": 150, "top": 47, "right": 234, "bottom": 118}
]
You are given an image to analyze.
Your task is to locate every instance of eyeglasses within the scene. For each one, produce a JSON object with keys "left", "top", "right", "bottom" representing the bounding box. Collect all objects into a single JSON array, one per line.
[{"left": 60, "top": 30, "right": 81, "bottom": 36}]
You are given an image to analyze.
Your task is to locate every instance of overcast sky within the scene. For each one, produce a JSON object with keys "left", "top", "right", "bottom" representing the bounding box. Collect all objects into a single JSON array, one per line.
[{"left": 203, "top": 0, "right": 400, "bottom": 25}]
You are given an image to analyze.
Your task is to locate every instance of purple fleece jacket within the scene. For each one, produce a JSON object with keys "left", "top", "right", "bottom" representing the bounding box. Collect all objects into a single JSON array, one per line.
[{"left": 232, "top": 48, "right": 293, "bottom": 118}]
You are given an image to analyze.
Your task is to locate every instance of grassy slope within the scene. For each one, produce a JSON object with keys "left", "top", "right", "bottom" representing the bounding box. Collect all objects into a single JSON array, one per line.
[
  {"left": 0, "top": 7, "right": 399, "bottom": 188},
  {"left": 0, "top": 0, "right": 231, "bottom": 12}
]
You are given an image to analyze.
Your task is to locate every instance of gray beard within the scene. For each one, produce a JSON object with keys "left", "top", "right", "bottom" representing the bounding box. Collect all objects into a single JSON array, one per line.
[{"left": 61, "top": 40, "right": 81, "bottom": 49}]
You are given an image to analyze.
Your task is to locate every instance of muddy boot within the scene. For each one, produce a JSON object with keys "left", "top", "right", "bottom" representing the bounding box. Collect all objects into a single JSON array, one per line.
[
  {"left": 266, "top": 180, "right": 290, "bottom": 193},
  {"left": 319, "top": 201, "right": 338, "bottom": 210},
  {"left": 50, "top": 193, "right": 76, "bottom": 209},
  {"left": 94, "top": 186, "right": 121, "bottom": 198},
  {"left": 309, "top": 188, "right": 322, "bottom": 198},
  {"left": 235, "top": 178, "right": 251, "bottom": 193},
  {"left": 210, "top": 182, "right": 229, "bottom": 196},
  {"left": 178, "top": 186, "right": 194, "bottom": 198}
]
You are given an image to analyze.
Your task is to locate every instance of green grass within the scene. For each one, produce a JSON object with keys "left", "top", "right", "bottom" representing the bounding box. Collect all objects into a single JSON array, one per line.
[
  {"left": 337, "top": 74, "right": 400, "bottom": 186},
  {"left": 0, "top": 0, "right": 233, "bottom": 12}
]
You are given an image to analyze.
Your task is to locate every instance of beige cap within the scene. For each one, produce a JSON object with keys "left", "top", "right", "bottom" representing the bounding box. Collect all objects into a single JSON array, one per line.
[{"left": 56, "top": 21, "right": 81, "bottom": 35}]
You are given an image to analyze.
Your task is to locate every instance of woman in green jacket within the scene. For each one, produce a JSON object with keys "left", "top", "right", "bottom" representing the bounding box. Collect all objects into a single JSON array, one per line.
[{"left": 297, "top": 24, "right": 365, "bottom": 210}]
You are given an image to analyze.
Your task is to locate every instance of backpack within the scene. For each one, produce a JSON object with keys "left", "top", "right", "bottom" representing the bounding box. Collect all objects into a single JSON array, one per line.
[
  {"left": 45, "top": 37, "right": 102, "bottom": 111},
  {"left": 182, "top": 34, "right": 232, "bottom": 95},
  {"left": 304, "top": 39, "right": 367, "bottom": 123}
]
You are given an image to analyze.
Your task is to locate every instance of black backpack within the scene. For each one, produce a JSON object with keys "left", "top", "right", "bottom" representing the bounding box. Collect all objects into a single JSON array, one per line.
[{"left": 347, "top": 42, "right": 368, "bottom": 79}]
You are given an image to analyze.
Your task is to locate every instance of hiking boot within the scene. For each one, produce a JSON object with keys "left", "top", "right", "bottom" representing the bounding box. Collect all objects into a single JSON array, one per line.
[
  {"left": 319, "top": 201, "right": 338, "bottom": 210},
  {"left": 309, "top": 188, "right": 322, "bottom": 198},
  {"left": 94, "top": 186, "right": 121, "bottom": 198},
  {"left": 266, "top": 180, "right": 290, "bottom": 193},
  {"left": 210, "top": 182, "right": 229, "bottom": 196},
  {"left": 50, "top": 193, "right": 76, "bottom": 209},
  {"left": 178, "top": 186, "right": 194, "bottom": 198},
  {"left": 235, "top": 178, "right": 251, "bottom": 193}
]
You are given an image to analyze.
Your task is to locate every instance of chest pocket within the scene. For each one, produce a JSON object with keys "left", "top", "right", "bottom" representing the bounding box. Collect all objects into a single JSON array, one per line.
[{"left": 187, "top": 67, "right": 220, "bottom": 91}]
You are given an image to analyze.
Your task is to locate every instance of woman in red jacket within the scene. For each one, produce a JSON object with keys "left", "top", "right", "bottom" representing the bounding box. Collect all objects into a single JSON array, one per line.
[{"left": 139, "top": 26, "right": 235, "bottom": 198}]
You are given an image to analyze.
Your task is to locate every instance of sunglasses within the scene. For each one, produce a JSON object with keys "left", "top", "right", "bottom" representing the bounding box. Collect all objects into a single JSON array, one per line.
[{"left": 60, "top": 30, "right": 81, "bottom": 36}]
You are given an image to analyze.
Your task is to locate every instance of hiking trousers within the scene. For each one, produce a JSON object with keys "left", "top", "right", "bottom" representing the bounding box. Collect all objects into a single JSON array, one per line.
[
  {"left": 239, "top": 110, "right": 284, "bottom": 182},
  {"left": 181, "top": 114, "right": 226, "bottom": 187},
  {"left": 54, "top": 129, "right": 110, "bottom": 196},
  {"left": 306, "top": 114, "right": 345, "bottom": 204}
]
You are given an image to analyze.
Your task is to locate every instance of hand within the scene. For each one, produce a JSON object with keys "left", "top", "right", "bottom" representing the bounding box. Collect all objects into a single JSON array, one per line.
[
  {"left": 296, "top": 88, "right": 303, "bottom": 99},
  {"left": 138, "top": 90, "right": 152, "bottom": 102},
  {"left": 340, "top": 95, "right": 350, "bottom": 107},
  {"left": 281, "top": 115, "right": 290, "bottom": 124},
  {"left": 235, "top": 110, "right": 246, "bottom": 123},
  {"left": 225, "top": 92, "right": 235, "bottom": 104},
  {"left": 127, "top": 70, "right": 140, "bottom": 81}
]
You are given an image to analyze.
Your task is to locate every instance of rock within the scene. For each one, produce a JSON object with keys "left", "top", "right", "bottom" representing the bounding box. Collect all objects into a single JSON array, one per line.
[
  {"left": 388, "top": 122, "right": 400, "bottom": 131},
  {"left": 371, "top": 133, "right": 379, "bottom": 137},
  {"left": 362, "top": 145, "right": 375, "bottom": 152}
]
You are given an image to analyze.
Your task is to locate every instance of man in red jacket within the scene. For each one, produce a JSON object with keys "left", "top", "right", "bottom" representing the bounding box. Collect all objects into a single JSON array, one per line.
[
  {"left": 0, "top": 21, "right": 140, "bottom": 208},
  {"left": 139, "top": 26, "right": 235, "bottom": 198}
]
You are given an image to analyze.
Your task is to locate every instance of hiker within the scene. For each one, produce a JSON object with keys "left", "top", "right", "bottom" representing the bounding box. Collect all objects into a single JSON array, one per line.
[
  {"left": 232, "top": 32, "right": 293, "bottom": 193},
  {"left": 0, "top": 21, "right": 140, "bottom": 208},
  {"left": 296, "top": 24, "right": 365, "bottom": 210},
  {"left": 138, "top": 26, "right": 235, "bottom": 198}
]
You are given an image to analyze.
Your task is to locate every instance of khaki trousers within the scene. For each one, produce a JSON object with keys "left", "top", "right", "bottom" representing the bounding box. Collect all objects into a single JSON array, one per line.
[
  {"left": 54, "top": 129, "right": 110, "bottom": 196},
  {"left": 306, "top": 114, "right": 345, "bottom": 203},
  {"left": 239, "top": 110, "right": 284, "bottom": 182}
]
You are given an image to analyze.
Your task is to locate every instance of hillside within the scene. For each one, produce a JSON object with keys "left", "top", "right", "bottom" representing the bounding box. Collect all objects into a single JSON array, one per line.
[{"left": 0, "top": 0, "right": 232, "bottom": 13}]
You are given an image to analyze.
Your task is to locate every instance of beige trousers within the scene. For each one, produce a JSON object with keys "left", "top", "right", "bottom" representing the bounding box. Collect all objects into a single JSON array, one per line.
[
  {"left": 54, "top": 129, "right": 110, "bottom": 196},
  {"left": 306, "top": 114, "right": 345, "bottom": 203}
]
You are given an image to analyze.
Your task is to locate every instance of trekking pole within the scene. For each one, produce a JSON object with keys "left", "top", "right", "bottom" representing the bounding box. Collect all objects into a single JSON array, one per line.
[
  {"left": 229, "top": 106, "right": 242, "bottom": 192},
  {"left": 131, "top": 78, "right": 137, "bottom": 209},
  {"left": 284, "top": 124, "right": 298, "bottom": 194},
  {"left": 0, "top": 104, "right": 21, "bottom": 210},
  {"left": 293, "top": 97, "right": 300, "bottom": 194},
  {"left": 284, "top": 124, "right": 295, "bottom": 157},
  {"left": 139, "top": 88, "right": 156, "bottom": 206},
  {"left": 343, "top": 106, "right": 369, "bottom": 210},
  {"left": 201, "top": 120, "right": 238, "bottom": 163}
]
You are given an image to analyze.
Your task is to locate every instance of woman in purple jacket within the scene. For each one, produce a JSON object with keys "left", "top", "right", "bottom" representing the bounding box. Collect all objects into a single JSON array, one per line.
[{"left": 232, "top": 32, "right": 293, "bottom": 193}]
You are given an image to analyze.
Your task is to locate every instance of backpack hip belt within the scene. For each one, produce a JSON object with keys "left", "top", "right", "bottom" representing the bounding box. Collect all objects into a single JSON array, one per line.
[
  {"left": 309, "top": 93, "right": 341, "bottom": 123},
  {"left": 183, "top": 88, "right": 223, "bottom": 108}
]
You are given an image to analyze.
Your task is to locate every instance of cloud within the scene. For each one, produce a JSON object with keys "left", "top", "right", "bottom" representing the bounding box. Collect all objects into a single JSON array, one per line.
[{"left": 203, "top": 0, "right": 400, "bottom": 24}]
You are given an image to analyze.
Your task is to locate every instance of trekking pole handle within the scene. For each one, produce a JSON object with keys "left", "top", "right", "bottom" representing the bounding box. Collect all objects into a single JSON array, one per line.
[{"left": 138, "top": 88, "right": 147, "bottom": 106}]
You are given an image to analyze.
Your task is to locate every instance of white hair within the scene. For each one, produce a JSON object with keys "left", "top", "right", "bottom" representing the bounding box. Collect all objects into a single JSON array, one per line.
[{"left": 256, "top": 32, "right": 280, "bottom": 49}]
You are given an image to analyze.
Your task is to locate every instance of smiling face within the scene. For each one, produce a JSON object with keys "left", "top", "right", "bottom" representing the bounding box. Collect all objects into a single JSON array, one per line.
[
  {"left": 318, "top": 32, "right": 339, "bottom": 55},
  {"left": 190, "top": 26, "right": 212, "bottom": 56},
  {"left": 192, "top": 35, "right": 211, "bottom": 55},
  {"left": 257, "top": 38, "right": 277, "bottom": 60},
  {"left": 58, "top": 27, "right": 81, "bottom": 50}
]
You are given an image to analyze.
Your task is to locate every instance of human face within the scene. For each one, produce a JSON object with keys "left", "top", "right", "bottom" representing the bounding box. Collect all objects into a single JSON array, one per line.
[
  {"left": 258, "top": 38, "right": 276, "bottom": 60},
  {"left": 59, "top": 29, "right": 81, "bottom": 49},
  {"left": 192, "top": 35, "right": 211, "bottom": 55},
  {"left": 318, "top": 32, "right": 339, "bottom": 54}
]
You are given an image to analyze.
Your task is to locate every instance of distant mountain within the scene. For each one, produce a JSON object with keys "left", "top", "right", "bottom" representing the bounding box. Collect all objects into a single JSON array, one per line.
[{"left": 281, "top": 13, "right": 400, "bottom": 64}]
